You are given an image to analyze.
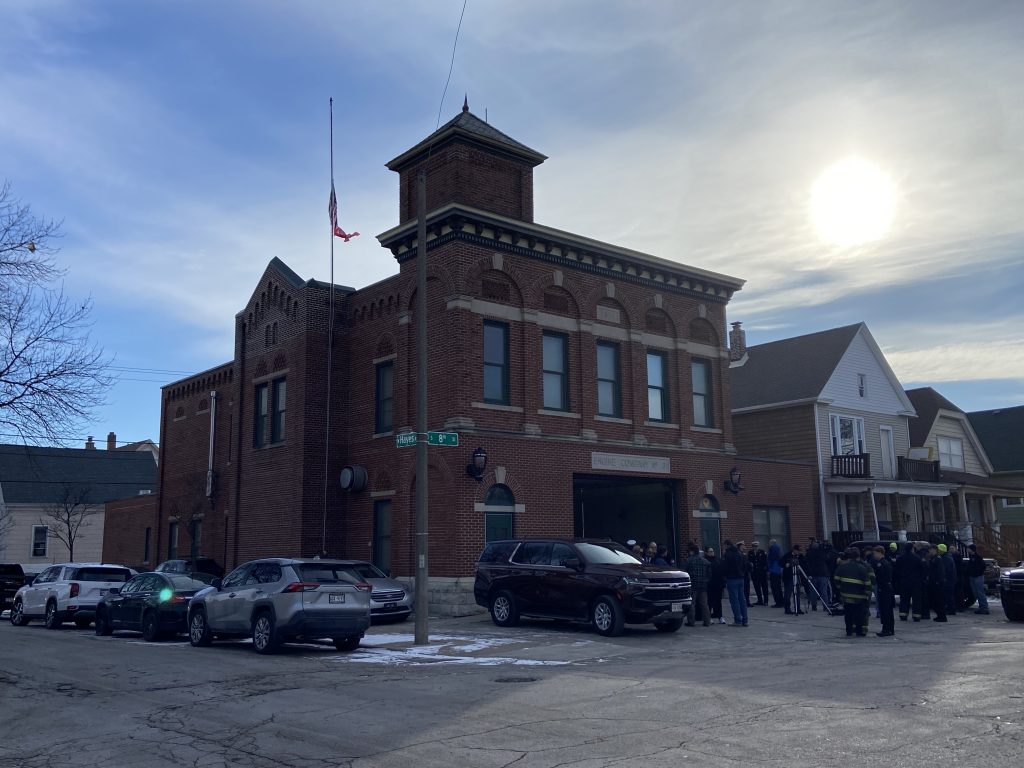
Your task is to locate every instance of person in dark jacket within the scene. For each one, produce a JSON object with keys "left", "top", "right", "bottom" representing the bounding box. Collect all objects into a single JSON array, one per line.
[
  {"left": 896, "top": 544, "right": 926, "bottom": 621},
  {"left": 834, "top": 547, "right": 874, "bottom": 636},
  {"left": 684, "top": 543, "right": 712, "bottom": 627},
  {"left": 749, "top": 541, "right": 769, "bottom": 605},
  {"left": 967, "top": 544, "right": 990, "bottom": 614},
  {"left": 705, "top": 546, "right": 726, "bottom": 624},
  {"left": 803, "top": 540, "right": 831, "bottom": 611},
  {"left": 871, "top": 546, "right": 896, "bottom": 637},
  {"left": 722, "top": 539, "right": 749, "bottom": 626},
  {"left": 767, "top": 539, "right": 785, "bottom": 607},
  {"left": 939, "top": 544, "right": 958, "bottom": 615},
  {"left": 926, "top": 545, "right": 948, "bottom": 622}
]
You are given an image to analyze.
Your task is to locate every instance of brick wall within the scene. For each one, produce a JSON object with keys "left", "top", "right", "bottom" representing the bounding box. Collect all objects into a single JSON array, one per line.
[{"left": 102, "top": 494, "right": 158, "bottom": 570}]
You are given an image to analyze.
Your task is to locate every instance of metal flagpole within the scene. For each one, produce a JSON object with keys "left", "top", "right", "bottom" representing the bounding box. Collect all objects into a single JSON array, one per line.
[{"left": 322, "top": 98, "right": 336, "bottom": 555}]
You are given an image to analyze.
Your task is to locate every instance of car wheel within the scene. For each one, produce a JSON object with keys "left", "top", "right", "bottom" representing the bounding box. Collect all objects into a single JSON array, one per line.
[
  {"left": 95, "top": 608, "right": 113, "bottom": 636},
  {"left": 142, "top": 611, "right": 162, "bottom": 642},
  {"left": 1004, "top": 601, "right": 1024, "bottom": 622},
  {"left": 188, "top": 609, "right": 213, "bottom": 647},
  {"left": 44, "top": 601, "right": 61, "bottom": 630},
  {"left": 654, "top": 618, "right": 684, "bottom": 633},
  {"left": 591, "top": 595, "right": 625, "bottom": 637},
  {"left": 489, "top": 591, "right": 519, "bottom": 627},
  {"left": 10, "top": 599, "right": 29, "bottom": 627},
  {"left": 252, "top": 611, "right": 280, "bottom": 654},
  {"left": 333, "top": 635, "right": 360, "bottom": 652}
]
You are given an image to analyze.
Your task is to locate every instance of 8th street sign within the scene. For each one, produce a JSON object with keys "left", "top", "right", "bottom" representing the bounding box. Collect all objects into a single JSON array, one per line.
[{"left": 395, "top": 431, "right": 459, "bottom": 448}]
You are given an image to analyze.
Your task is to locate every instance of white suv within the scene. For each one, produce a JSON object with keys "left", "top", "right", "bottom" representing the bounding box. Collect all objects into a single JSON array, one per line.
[{"left": 10, "top": 563, "right": 134, "bottom": 629}]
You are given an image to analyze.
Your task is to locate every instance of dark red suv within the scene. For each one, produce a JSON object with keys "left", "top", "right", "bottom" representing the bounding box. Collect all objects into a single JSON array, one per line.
[{"left": 473, "top": 539, "right": 691, "bottom": 636}]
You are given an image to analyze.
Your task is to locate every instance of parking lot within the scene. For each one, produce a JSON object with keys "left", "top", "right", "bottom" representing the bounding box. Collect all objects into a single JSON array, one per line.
[{"left": 1, "top": 600, "right": 1022, "bottom": 768}]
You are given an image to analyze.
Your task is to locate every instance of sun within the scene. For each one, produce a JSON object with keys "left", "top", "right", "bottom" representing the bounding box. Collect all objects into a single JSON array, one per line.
[{"left": 810, "top": 156, "right": 896, "bottom": 248}]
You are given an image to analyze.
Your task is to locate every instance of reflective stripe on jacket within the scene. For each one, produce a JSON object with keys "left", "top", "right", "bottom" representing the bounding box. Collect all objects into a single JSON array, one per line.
[{"left": 833, "top": 560, "right": 874, "bottom": 602}]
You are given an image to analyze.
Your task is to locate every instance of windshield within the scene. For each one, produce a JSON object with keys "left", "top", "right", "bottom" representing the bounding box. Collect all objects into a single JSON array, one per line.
[
  {"left": 167, "top": 575, "right": 213, "bottom": 591},
  {"left": 296, "top": 565, "right": 361, "bottom": 584},
  {"left": 576, "top": 543, "right": 643, "bottom": 565},
  {"left": 72, "top": 568, "right": 132, "bottom": 582},
  {"left": 343, "top": 563, "right": 387, "bottom": 580}
]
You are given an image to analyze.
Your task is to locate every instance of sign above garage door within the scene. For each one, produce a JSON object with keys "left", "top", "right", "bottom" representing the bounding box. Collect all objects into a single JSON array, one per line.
[{"left": 590, "top": 452, "right": 671, "bottom": 474}]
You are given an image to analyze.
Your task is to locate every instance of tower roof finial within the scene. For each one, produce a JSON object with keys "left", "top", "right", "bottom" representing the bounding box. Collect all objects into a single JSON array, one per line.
[{"left": 462, "top": 94, "right": 469, "bottom": 113}]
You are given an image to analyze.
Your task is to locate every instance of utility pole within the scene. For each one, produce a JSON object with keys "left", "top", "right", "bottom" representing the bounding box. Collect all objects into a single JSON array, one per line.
[{"left": 414, "top": 170, "right": 430, "bottom": 645}]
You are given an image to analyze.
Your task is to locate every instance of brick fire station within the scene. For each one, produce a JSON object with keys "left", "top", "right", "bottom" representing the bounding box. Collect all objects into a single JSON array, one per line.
[{"left": 104, "top": 104, "right": 816, "bottom": 613}]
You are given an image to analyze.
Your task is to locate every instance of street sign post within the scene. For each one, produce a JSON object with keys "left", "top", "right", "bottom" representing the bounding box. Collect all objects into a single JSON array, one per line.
[
  {"left": 395, "top": 432, "right": 418, "bottom": 448},
  {"left": 427, "top": 431, "right": 459, "bottom": 447}
]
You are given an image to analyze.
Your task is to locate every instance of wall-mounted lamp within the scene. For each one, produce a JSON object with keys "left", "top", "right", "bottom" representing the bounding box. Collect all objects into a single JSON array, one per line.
[
  {"left": 724, "top": 467, "right": 743, "bottom": 495},
  {"left": 466, "top": 446, "right": 488, "bottom": 482}
]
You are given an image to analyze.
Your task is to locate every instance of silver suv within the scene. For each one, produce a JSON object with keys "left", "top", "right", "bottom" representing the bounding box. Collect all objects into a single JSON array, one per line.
[
  {"left": 10, "top": 563, "right": 134, "bottom": 629},
  {"left": 187, "top": 558, "right": 371, "bottom": 654}
]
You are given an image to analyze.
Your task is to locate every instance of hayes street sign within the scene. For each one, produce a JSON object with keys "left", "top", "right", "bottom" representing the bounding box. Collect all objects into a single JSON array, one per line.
[{"left": 395, "top": 432, "right": 418, "bottom": 448}]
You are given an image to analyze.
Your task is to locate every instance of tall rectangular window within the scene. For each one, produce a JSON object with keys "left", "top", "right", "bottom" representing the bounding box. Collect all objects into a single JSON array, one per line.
[
  {"left": 596, "top": 342, "right": 621, "bottom": 417},
  {"left": 483, "top": 321, "right": 509, "bottom": 404},
  {"left": 143, "top": 527, "right": 152, "bottom": 563},
  {"left": 168, "top": 521, "right": 179, "bottom": 559},
  {"left": 255, "top": 377, "right": 286, "bottom": 447},
  {"left": 373, "top": 499, "right": 392, "bottom": 572},
  {"left": 830, "top": 414, "right": 865, "bottom": 455},
  {"left": 542, "top": 332, "right": 569, "bottom": 410},
  {"left": 647, "top": 351, "right": 668, "bottom": 422},
  {"left": 32, "top": 525, "right": 48, "bottom": 557},
  {"left": 691, "top": 359, "right": 712, "bottom": 427},
  {"left": 938, "top": 436, "right": 965, "bottom": 470},
  {"left": 752, "top": 505, "right": 790, "bottom": 553},
  {"left": 375, "top": 361, "right": 394, "bottom": 433}
]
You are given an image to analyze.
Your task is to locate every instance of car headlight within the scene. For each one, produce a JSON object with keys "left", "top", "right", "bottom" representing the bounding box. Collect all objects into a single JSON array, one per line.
[{"left": 622, "top": 576, "right": 650, "bottom": 585}]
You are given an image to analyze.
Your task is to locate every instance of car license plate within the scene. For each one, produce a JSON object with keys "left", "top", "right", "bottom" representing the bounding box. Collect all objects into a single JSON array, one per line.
[
  {"left": 329, "top": 593, "right": 345, "bottom": 604},
  {"left": 385, "top": 602, "right": 397, "bottom": 609},
  {"left": 671, "top": 601, "right": 683, "bottom": 612}
]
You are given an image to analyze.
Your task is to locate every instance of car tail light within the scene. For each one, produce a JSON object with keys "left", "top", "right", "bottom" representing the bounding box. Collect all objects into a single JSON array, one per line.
[
  {"left": 168, "top": 595, "right": 190, "bottom": 605},
  {"left": 283, "top": 582, "right": 320, "bottom": 593},
  {"left": 354, "top": 582, "right": 372, "bottom": 593},
  {"left": 69, "top": 583, "right": 80, "bottom": 598}
]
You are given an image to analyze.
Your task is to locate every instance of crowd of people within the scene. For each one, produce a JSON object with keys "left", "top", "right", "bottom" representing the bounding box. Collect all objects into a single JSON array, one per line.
[{"left": 631, "top": 536, "right": 995, "bottom": 637}]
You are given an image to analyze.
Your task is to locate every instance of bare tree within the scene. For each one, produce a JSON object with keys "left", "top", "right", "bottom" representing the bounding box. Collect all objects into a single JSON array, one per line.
[
  {"left": 0, "top": 501, "right": 11, "bottom": 559},
  {"left": 0, "top": 181, "right": 111, "bottom": 443},
  {"left": 41, "top": 484, "right": 99, "bottom": 563}
]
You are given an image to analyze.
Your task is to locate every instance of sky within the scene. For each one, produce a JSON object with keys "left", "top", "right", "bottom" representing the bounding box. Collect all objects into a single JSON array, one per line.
[{"left": 1, "top": 0, "right": 1022, "bottom": 449}]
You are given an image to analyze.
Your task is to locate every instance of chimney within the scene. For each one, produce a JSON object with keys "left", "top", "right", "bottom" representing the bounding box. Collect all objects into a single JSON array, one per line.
[
  {"left": 107, "top": 431, "right": 117, "bottom": 451},
  {"left": 729, "top": 322, "right": 747, "bottom": 362},
  {"left": 85, "top": 436, "right": 96, "bottom": 450}
]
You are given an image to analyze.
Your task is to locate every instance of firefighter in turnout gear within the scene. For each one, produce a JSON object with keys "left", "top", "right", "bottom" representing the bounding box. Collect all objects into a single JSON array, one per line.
[
  {"left": 896, "top": 543, "right": 926, "bottom": 621},
  {"left": 871, "top": 546, "right": 896, "bottom": 637},
  {"left": 834, "top": 547, "right": 875, "bottom": 637}
]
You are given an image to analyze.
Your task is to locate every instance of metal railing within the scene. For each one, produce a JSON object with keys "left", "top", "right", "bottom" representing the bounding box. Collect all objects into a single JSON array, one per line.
[{"left": 897, "top": 457, "right": 940, "bottom": 482}]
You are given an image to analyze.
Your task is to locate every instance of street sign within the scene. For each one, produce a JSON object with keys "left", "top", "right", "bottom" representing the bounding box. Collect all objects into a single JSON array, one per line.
[
  {"left": 427, "top": 431, "right": 459, "bottom": 447},
  {"left": 395, "top": 432, "right": 418, "bottom": 448}
]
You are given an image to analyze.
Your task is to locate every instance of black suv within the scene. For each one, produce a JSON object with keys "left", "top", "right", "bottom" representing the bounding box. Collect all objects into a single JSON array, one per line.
[
  {"left": 474, "top": 539, "right": 691, "bottom": 636},
  {"left": 999, "top": 564, "right": 1024, "bottom": 622}
]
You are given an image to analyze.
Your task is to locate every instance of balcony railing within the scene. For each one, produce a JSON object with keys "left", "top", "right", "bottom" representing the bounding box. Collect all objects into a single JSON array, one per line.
[
  {"left": 831, "top": 453, "right": 870, "bottom": 478},
  {"left": 897, "top": 456, "right": 940, "bottom": 482}
]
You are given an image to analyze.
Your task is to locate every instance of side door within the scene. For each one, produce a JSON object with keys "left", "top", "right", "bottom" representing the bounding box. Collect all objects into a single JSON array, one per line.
[
  {"left": 507, "top": 542, "right": 551, "bottom": 614},
  {"left": 541, "top": 543, "right": 589, "bottom": 619},
  {"left": 110, "top": 575, "right": 145, "bottom": 628},
  {"left": 244, "top": 562, "right": 282, "bottom": 626},
  {"left": 25, "top": 567, "right": 59, "bottom": 616},
  {"left": 126, "top": 575, "right": 161, "bottom": 631},
  {"left": 205, "top": 565, "right": 251, "bottom": 632}
]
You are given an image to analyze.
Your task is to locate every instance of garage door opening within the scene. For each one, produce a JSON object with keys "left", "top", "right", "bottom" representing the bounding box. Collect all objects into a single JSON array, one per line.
[{"left": 573, "top": 475, "right": 679, "bottom": 562}]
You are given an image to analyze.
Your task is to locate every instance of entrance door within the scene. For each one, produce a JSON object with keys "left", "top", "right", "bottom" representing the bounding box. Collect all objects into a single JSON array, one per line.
[
  {"left": 698, "top": 518, "right": 721, "bottom": 553},
  {"left": 880, "top": 426, "right": 895, "bottom": 479},
  {"left": 573, "top": 476, "right": 677, "bottom": 560}
]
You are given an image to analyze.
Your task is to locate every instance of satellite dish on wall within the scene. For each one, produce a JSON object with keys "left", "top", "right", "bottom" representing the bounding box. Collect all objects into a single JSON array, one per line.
[{"left": 339, "top": 465, "right": 367, "bottom": 492}]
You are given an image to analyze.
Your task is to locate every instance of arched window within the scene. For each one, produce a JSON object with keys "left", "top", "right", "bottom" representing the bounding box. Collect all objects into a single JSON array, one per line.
[{"left": 483, "top": 484, "right": 515, "bottom": 542}]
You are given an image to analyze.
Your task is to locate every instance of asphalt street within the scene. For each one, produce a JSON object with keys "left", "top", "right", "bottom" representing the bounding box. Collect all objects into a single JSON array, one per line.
[{"left": 0, "top": 600, "right": 1021, "bottom": 768}]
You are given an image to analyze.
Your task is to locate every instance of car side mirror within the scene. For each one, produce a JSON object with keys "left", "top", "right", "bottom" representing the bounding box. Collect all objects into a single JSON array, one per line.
[
  {"left": 211, "top": 578, "right": 223, "bottom": 590},
  {"left": 108, "top": 587, "right": 120, "bottom": 596},
  {"left": 563, "top": 557, "right": 582, "bottom": 571}
]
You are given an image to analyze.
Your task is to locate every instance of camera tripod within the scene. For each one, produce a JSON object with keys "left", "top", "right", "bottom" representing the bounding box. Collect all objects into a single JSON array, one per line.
[{"left": 793, "top": 564, "right": 835, "bottom": 616}]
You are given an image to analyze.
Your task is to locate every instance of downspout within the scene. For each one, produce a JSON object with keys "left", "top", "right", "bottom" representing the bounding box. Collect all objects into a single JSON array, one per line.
[
  {"left": 205, "top": 391, "right": 218, "bottom": 499},
  {"left": 813, "top": 404, "right": 829, "bottom": 541},
  {"left": 232, "top": 316, "right": 246, "bottom": 570}
]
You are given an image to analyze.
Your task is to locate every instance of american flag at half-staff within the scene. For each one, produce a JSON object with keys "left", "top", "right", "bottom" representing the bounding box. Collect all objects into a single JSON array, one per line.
[{"left": 328, "top": 181, "right": 359, "bottom": 242}]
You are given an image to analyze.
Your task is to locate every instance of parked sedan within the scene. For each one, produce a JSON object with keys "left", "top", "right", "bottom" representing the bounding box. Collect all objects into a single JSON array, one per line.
[
  {"left": 187, "top": 558, "right": 372, "bottom": 654},
  {"left": 332, "top": 561, "right": 413, "bottom": 623},
  {"left": 95, "top": 573, "right": 210, "bottom": 641}
]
